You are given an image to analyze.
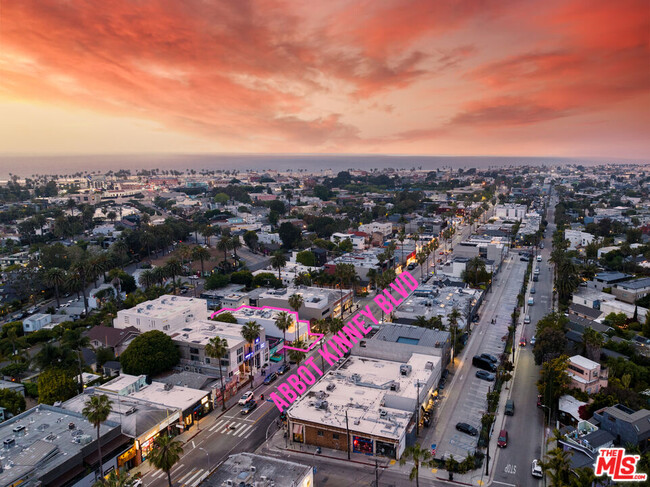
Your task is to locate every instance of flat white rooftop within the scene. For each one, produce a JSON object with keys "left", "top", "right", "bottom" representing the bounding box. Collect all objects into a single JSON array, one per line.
[
  {"left": 170, "top": 319, "right": 248, "bottom": 349},
  {"left": 289, "top": 354, "right": 440, "bottom": 441}
]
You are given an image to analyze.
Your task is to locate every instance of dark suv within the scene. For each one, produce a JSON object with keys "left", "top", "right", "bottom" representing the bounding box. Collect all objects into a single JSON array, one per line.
[
  {"left": 456, "top": 422, "right": 478, "bottom": 436},
  {"left": 479, "top": 353, "right": 498, "bottom": 364}
]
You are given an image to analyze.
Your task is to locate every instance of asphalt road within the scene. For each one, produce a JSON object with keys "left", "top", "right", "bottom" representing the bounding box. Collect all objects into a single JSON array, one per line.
[{"left": 491, "top": 194, "right": 555, "bottom": 486}]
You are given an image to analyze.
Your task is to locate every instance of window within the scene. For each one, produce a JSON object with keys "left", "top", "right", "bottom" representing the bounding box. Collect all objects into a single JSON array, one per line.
[
  {"left": 136, "top": 318, "right": 140, "bottom": 326},
  {"left": 317, "top": 430, "right": 324, "bottom": 437},
  {"left": 190, "top": 355, "right": 199, "bottom": 362},
  {"left": 332, "top": 433, "right": 339, "bottom": 440},
  {"left": 190, "top": 347, "right": 199, "bottom": 354},
  {"left": 124, "top": 316, "right": 130, "bottom": 324},
  {"left": 221, "top": 359, "right": 230, "bottom": 366},
  {"left": 205, "top": 358, "right": 210, "bottom": 364}
]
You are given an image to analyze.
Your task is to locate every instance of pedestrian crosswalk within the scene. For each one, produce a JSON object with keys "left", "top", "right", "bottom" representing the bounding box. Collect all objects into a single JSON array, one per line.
[
  {"left": 207, "top": 418, "right": 255, "bottom": 437},
  {"left": 148, "top": 467, "right": 206, "bottom": 487}
]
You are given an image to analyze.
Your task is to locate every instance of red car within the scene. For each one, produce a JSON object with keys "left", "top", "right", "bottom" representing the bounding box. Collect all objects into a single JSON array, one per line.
[
  {"left": 519, "top": 337, "right": 527, "bottom": 347},
  {"left": 497, "top": 429, "right": 508, "bottom": 448}
]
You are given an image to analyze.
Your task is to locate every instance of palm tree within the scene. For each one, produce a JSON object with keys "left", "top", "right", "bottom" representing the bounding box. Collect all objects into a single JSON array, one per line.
[
  {"left": 274, "top": 311, "right": 292, "bottom": 364},
  {"left": 204, "top": 336, "right": 229, "bottom": 410},
  {"left": 540, "top": 446, "right": 573, "bottom": 486},
  {"left": 93, "top": 469, "right": 134, "bottom": 487},
  {"left": 366, "top": 268, "right": 378, "bottom": 292},
  {"left": 164, "top": 258, "right": 183, "bottom": 294},
  {"left": 82, "top": 394, "right": 113, "bottom": 479},
  {"left": 288, "top": 339, "right": 306, "bottom": 365},
  {"left": 106, "top": 211, "right": 117, "bottom": 224},
  {"left": 138, "top": 269, "right": 156, "bottom": 289},
  {"left": 288, "top": 293, "right": 304, "bottom": 341},
  {"left": 270, "top": 251, "right": 287, "bottom": 281},
  {"left": 335, "top": 263, "right": 355, "bottom": 319},
  {"left": 570, "top": 467, "right": 596, "bottom": 487},
  {"left": 399, "top": 442, "right": 434, "bottom": 487},
  {"left": 63, "top": 328, "right": 90, "bottom": 392},
  {"left": 398, "top": 229, "right": 406, "bottom": 267},
  {"left": 230, "top": 235, "right": 242, "bottom": 262},
  {"left": 582, "top": 327, "right": 603, "bottom": 362},
  {"left": 153, "top": 266, "right": 167, "bottom": 286},
  {"left": 71, "top": 260, "right": 91, "bottom": 316},
  {"left": 148, "top": 434, "right": 184, "bottom": 487},
  {"left": 44, "top": 267, "right": 65, "bottom": 308},
  {"left": 192, "top": 246, "right": 211, "bottom": 277},
  {"left": 217, "top": 235, "right": 232, "bottom": 273},
  {"left": 448, "top": 307, "right": 462, "bottom": 362},
  {"left": 241, "top": 320, "right": 262, "bottom": 388},
  {"left": 416, "top": 251, "right": 427, "bottom": 280}
]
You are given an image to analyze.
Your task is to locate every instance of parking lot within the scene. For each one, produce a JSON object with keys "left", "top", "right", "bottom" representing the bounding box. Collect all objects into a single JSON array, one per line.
[{"left": 425, "top": 256, "right": 526, "bottom": 461}]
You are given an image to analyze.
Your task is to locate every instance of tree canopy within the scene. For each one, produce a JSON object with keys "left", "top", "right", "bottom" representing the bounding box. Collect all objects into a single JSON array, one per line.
[{"left": 120, "top": 330, "right": 180, "bottom": 376}]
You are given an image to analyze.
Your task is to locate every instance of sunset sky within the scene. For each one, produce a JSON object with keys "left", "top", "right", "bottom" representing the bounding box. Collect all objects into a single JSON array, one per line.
[{"left": 0, "top": 0, "right": 648, "bottom": 158}]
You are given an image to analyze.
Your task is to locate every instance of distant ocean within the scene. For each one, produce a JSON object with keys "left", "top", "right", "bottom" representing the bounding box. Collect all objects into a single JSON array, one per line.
[{"left": 0, "top": 153, "right": 635, "bottom": 179}]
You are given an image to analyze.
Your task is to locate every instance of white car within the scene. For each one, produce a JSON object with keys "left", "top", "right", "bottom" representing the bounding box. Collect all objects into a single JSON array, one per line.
[
  {"left": 531, "top": 336, "right": 536, "bottom": 346},
  {"left": 537, "top": 255, "right": 542, "bottom": 262},
  {"left": 524, "top": 315, "right": 531, "bottom": 324},
  {"left": 531, "top": 459, "right": 543, "bottom": 478},
  {"left": 528, "top": 297, "right": 534, "bottom": 306},
  {"left": 238, "top": 391, "right": 254, "bottom": 405}
]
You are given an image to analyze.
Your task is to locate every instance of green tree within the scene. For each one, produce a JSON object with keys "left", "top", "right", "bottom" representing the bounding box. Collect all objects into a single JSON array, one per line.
[
  {"left": 217, "top": 235, "right": 232, "bottom": 273},
  {"left": 204, "top": 336, "right": 229, "bottom": 411},
  {"left": 83, "top": 394, "right": 113, "bottom": 479},
  {"left": 212, "top": 312, "right": 237, "bottom": 323},
  {"left": 148, "top": 434, "right": 184, "bottom": 487},
  {"left": 274, "top": 311, "right": 292, "bottom": 364},
  {"left": 533, "top": 328, "right": 567, "bottom": 365},
  {"left": 582, "top": 327, "right": 603, "bottom": 362},
  {"left": 288, "top": 293, "right": 304, "bottom": 339},
  {"left": 120, "top": 331, "right": 180, "bottom": 376},
  {"left": 63, "top": 328, "right": 91, "bottom": 392},
  {"left": 270, "top": 251, "right": 287, "bottom": 280},
  {"left": 38, "top": 368, "right": 78, "bottom": 404},
  {"left": 93, "top": 469, "right": 134, "bottom": 487},
  {"left": 44, "top": 267, "right": 66, "bottom": 308},
  {"left": 0, "top": 388, "right": 26, "bottom": 415},
  {"left": 192, "top": 246, "right": 211, "bottom": 277},
  {"left": 243, "top": 230, "right": 258, "bottom": 251},
  {"left": 287, "top": 339, "right": 306, "bottom": 365},
  {"left": 295, "top": 250, "right": 316, "bottom": 267},
  {"left": 278, "top": 222, "right": 302, "bottom": 249},
  {"left": 400, "top": 442, "right": 435, "bottom": 487},
  {"left": 230, "top": 235, "right": 242, "bottom": 261},
  {"left": 163, "top": 258, "right": 183, "bottom": 294},
  {"left": 540, "top": 444, "right": 573, "bottom": 487},
  {"left": 537, "top": 356, "right": 571, "bottom": 419},
  {"left": 241, "top": 321, "right": 262, "bottom": 388}
]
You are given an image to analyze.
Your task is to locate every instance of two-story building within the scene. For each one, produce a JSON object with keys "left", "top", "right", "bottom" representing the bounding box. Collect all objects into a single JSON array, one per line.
[
  {"left": 566, "top": 355, "right": 608, "bottom": 394},
  {"left": 113, "top": 295, "right": 207, "bottom": 333},
  {"left": 613, "top": 277, "right": 650, "bottom": 304},
  {"left": 592, "top": 404, "right": 650, "bottom": 450}
]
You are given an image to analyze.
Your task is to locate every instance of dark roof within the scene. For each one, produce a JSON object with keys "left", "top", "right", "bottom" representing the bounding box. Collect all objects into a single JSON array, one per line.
[
  {"left": 81, "top": 347, "right": 96, "bottom": 366},
  {"left": 87, "top": 325, "right": 139, "bottom": 348},
  {"left": 568, "top": 303, "right": 603, "bottom": 320},
  {"left": 103, "top": 361, "right": 121, "bottom": 371},
  {"left": 602, "top": 405, "right": 650, "bottom": 435},
  {"left": 617, "top": 277, "right": 650, "bottom": 290},
  {"left": 594, "top": 272, "right": 632, "bottom": 283},
  {"left": 582, "top": 429, "right": 615, "bottom": 448},
  {"left": 155, "top": 371, "right": 217, "bottom": 391},
  {"left": 600, "top": 348, "right": 628, "bottom": 360},
  {"left": 372, "top": 324, "right": 450, "bottom": 348},
  {"left": 566, "top": 330, "right": 584, "bottom": 344},
  {"left": 567, "top": 315, "right": 611, "bottom": 333}
]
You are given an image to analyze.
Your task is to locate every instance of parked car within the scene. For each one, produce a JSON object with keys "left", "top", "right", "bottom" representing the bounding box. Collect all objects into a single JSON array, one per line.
[
  {"left": 277, "top": 363, "right": 291, "bottom": 375},
  {"left": 497, "top": 429, "right": 508, "bottom": 448},
  {"left": 472, "top": 355, "right": 497, "bottom": 372},
  {"left": 480, "top": 353, "right": 498, "bottom": 364},
  {"left": 407, "top": 263, "right": 416, "bottom": 270},
  {"left": 531, "top": 459, "right": 543, "bottom": 478},
  {"left": 238, "top": 391, "right": 254, "bottom": 405},
  {"left": 263, "top": 372, "right": 277, "bottom": 385},
  {"left": 530, "top": 287, "right": 536, "bottom": 294},
  {"left": 528, "top": 297, "right": 534, "bottom": 306},
  {"left": 524, "top": 315, "right": 531, "bottom": 324},
  {"left": 455, "top": 422, "right": 478, "bottom": 436},
  {"left": 241, "top": 400, "right": 258, "bottom": 415},
  {"left": 537, "top": 255, "right": 542, "bottom": 262},
  {"left": 504, "top": 399, "right": 515, "bottom": 416},
  {"left": 519, "top": 337, "right": 527, "bottom": 347},
  {"left": 476, "top": 370, "right": 496, "bottom": 382},
  {"left": 531, "top": 336, "right": 536, "bottom": 346}
]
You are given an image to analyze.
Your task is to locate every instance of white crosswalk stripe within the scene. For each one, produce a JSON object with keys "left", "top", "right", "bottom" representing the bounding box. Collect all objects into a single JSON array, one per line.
[
  {"left": 184, "top": 469, "right": 205, "bottom": 487},
  {"left": 178, "top": 469, "right": 195, "bottom": 483},
  {"left": 209, "top": 419, "right": 226, "bottom": 432},
  {"left": 236, "top": 423, "right": 254, "bottom": 437}
]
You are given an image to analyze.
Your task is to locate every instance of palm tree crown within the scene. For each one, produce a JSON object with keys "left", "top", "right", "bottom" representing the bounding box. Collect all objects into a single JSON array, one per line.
[
  {"left": 148, "top": 434, "right": 184, "bottom": 487},
  {"left": 82, "top": 394, "right": 113, "bottom": 479}
]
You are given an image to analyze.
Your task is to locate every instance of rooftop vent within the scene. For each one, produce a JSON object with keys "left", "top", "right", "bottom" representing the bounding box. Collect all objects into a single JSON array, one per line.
[
  {"left": 68, "top": 422, "right": 76, "bottom": 430},
  {"left": 326, "top": 384, "right": 336, "bottom": 392},
  {"left": 379, "top": 409, "right": 388, "bottom": 418},
  {"left": 389, "top": 382, "right": 400, "bottom": 392},
  {"left": 164, "top": 383, "right": 174, "bottom": 391},
  {"left": 350, "top": 373, "right": 361, "bottom": 383},
  {"left": 425, "top": 361, "right": 434, "bottom": 370},
  {"left": 400, "top": 365, "right": 412, "bottom": 377}
]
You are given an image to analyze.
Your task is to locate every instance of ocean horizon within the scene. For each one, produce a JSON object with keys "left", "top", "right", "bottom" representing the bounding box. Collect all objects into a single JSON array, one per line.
[{"left": 0, "top": 153, "right": 643, "bottom": 179}]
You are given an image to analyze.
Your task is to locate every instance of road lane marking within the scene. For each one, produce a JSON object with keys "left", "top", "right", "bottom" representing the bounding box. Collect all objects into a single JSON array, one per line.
[
  {"left": 236, "top": 423, "right": 254, "bottom": 437},
  {"left": 209, "top": 419, "right": 225, "bottom": 431},
  {"left": 493, "top": 481, "right": 517, "bottom": 487},
  {"left": 178, "top": 469, "right": 196, "bottom": 483},
  {"left": 184, "top": 469, "right": 204, "bottom": 486}
]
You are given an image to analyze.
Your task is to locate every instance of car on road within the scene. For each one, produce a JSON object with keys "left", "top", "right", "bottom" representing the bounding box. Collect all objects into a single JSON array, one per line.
[
  {"left": 455, "top": 422, "right": 478, "bottom": 436},
  {"left": 277, "top": 363, "right": 291, "bottom": 375},
  {"left": 504, "top": 399, "right": 515, "bottom": 416},
  {"left": 479, "top": 353, "right": 498, "bottom": 364},
  {"left": 407, "top": 263, "right": 416, "bottom": 270},
  {"left": 476, "top": 370, "right": 495, "bottom": 382},
  {"left": 241, "top": 400, "right": 258, "bottom": 415},
  {"left": 238, "top": 391, "right": 254, "bottom": 405},
  {"left": 531, "top": 459, "right": 543, "bottom": 478},
  {"left": 537, "top": 255, "right": 542, "bottom": 262},
  {"left": 263, "top": 372, "right": 277, "bottom": 385},
  {"left": 530, "top": 287, "right": 536, "bottom": 294},
  {"left": 540, "top": 242, "right": 545, "bottom": 249},
  {"left": 519, "top": 337, "right": 527, "bottom": 347},
  {"left": 531, "top": 336, "right": 536, "bottom": 346},
  {"left": 528, "top": 296, "right": 534, "bottom": 306},
  {"left": 497, "top": 429, "right": 508, "bottom": 448},
  {"left": 534, "top": 267, "right": 540, "bottom": 275},
  {"left": 524, "top": 315, "right": 531, "bottom": 324},
  {"left": 132, "top": 480, "right": 143, "bottom": 487}
]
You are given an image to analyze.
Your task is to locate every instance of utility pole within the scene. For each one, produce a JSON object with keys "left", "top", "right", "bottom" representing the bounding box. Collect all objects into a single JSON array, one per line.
[
  {"left": 375, "top": 459, "right": 379, "bottom": 487},
  {"left": 485, "top": 436, "right": 490, "bottom": 476},
  {"left": 345, "top": 409, "right": 351, "bottom": 460},
  {"left": 416, "top": 381, "right": 420, "bottom": 436}
]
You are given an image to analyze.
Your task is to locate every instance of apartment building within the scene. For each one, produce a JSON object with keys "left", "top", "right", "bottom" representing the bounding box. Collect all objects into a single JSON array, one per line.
[
  {"left": 566, "top": 355, "right": 608, "bottom": 394},
  {"left": 330, "top": 232, "right": 366, "bottom": 250},
  {"left": 359, "top": 221, "right": 393, "bottom": 237},
  {"left": 257, "top": 286, "right": 353, "bottom": 322},
  {"left": 613, "top": 277, "right": 650, "bottom": 304},
  {"left": 494, "top": 204, "right": 527, "bottom": 220},
  {"left": 564, "top": 229, "right": 595, "bottom": 250},
  {"left": 113, "top": 295, "right": 207, "bottom": 333}
]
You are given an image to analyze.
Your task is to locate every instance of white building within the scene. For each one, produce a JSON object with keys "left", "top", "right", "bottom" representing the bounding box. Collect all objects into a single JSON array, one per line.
[
  {"left": 359, "top": 222, "right": 393, "bottom": 237},
  {"left": 22, "top": 313, "right": 52, "bottom": 333},
  {"left": 257, "top": 232, "right": 282, "bottom": 245},
  {"left": 494, "top": 204, "right": 527, "bottom": 220},
  {"left": 215, "top": 305, "right": 305, "bottom": 343},
  {"left": 330, "top": 232, "right": 366, "bottom": 250},
  {"left": 257, "top": 286, "right": 353, "bottom": 322},
  {"left": 113, "top": 295, "right": 207, "bottom": 333},
  {"left": 565, "top": 229, "right": 595, "bottom": 250}
]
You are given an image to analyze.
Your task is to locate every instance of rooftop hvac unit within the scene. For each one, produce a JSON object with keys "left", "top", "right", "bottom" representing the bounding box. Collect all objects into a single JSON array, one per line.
[
  {"left": 350, "top": 373, "right": 361, "bottom": 382},
  {"left": 425, "top": 361, "right": 434, "bottom": 370},
  {"left": 326, "top": 383, "right": 336, "bottom": 392},
  {"left": 224, "top": 480, "right": 234, "bottom": 487},
  {"left": 389, "top": 382, "right": 400, "bottom": 392},
  {"left": 80, "top": 434, "right": 93, "bottom": 445},
  {"left": 379, "top": 409, "right": 387, "bottom": 418},
  {"left": 260, "top": 475, "right": 268, "bottom": 481},
  {"left": 400, "top": 365, "right": 412, "bottom": 377},
  {"left": 250, "top": 466, "right": 256, "bottom": 473}
]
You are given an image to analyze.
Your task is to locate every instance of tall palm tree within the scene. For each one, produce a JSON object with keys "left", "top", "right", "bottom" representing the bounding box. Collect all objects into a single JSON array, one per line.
[
  {"left": 540, "top": 446, "right": 573, "bottom": 486},
  {"left": 570, "top": 467, "right": 596, "bottom": 487},
  {"left": 416, "top": 251, "right": 427, "bottom": 280},
  {"left": 148, "top": 434, "right": 184, "bottom": 487},
  {"left": 71, "top": 260, "right": 91, "bottom": 316},
  {"left": 399, "top": 442, "right": 434, "bottom": 487},
  {"left": 288, "top": 293, "right": 304, "bottom": 340},
  {"left": 192, "top": 246, "right": 211, "bottom": 277},
  {"left": 230, "top": 235, "right": 242, "bottom": 262},
  {"left": 366, "top": 268, "right": 378, "bottom": 292},
  {"left": 241, "top": 320, "right": 262, "bottom": 388},
  {"left": 270, "top": 251, "right": 287, "bottom": 281},
  {"left": 582, "top": 327, "right": 603, "bottom": 362},
  {"left": 164, "top": 258, "right": 183, "bottom": 294},
  {"left": 82, "top": 394, "right": 113, "bottom": 479},
  {"left": 274, "top": 311, "right": 292, "bottom": 364},
  {"left": 204, "top": 336, "right": 229, "bottom": 410},
  {"left": 138, "top": 269, "right": 156, "bottom": 289},
  {"left": 288, "top": 339, "right": 306, "bottom": 365},
  {"left": 63, "top": 328, "right": 90, "bottom": 392},
  {"left": 448, "top": 307, "right": 462, "bottom": 361},
  {"left": 217, "top": 235, "right": 232, "bottom": 273},
  {"left": 44, "top": 267, "right": 65, "bottom": 308},
  {"left": 398, "top": 229, "right": 406, "bottom": 267},
  {"left": 334, "top": 263, "right": 355, "bottom": 319}
]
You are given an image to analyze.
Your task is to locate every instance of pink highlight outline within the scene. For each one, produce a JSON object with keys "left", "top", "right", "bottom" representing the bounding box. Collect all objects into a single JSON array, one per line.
[{"left": 209, "top": 305, "right": 324, "bottom": 353}]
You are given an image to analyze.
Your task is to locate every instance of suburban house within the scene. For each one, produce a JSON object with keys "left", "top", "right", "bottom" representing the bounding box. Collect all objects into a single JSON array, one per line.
[
  {"left": 566, "top": 355, "right": 608, "bottom": 394},
  {"left": 613, "top": 277, "right": 650, "bottom": 304},
  {"left": 87, "top": 325, "right": 140, "bottom": 356},
  {"left": 592, "top": 405, "right": 650, "bottom": 449}
]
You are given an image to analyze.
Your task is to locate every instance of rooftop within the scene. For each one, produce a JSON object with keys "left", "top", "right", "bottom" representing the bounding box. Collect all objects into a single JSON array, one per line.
[
  {"left": 617, "top": 277, "right": 650, "bottom": 290},
  {"left": 569, "top": 355, "right": 600, "bottom": 371},
  {"left": 169, "top": 319, "right": 249, "bottom": 350},
  {"left": 594, "top": 272, "right": 632, "bottom": 283},
  {"left": 372, "top": 323, "right": 450, "bottom": 348},
  {"left": 288, "top": 354, "right": 440, "bottom": 441},
  {"left": 117, "top": 295, "right": 206, "bottom": 319},
  {"left": 202, "top": 452, "right": 311, "bottom": 487}
]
